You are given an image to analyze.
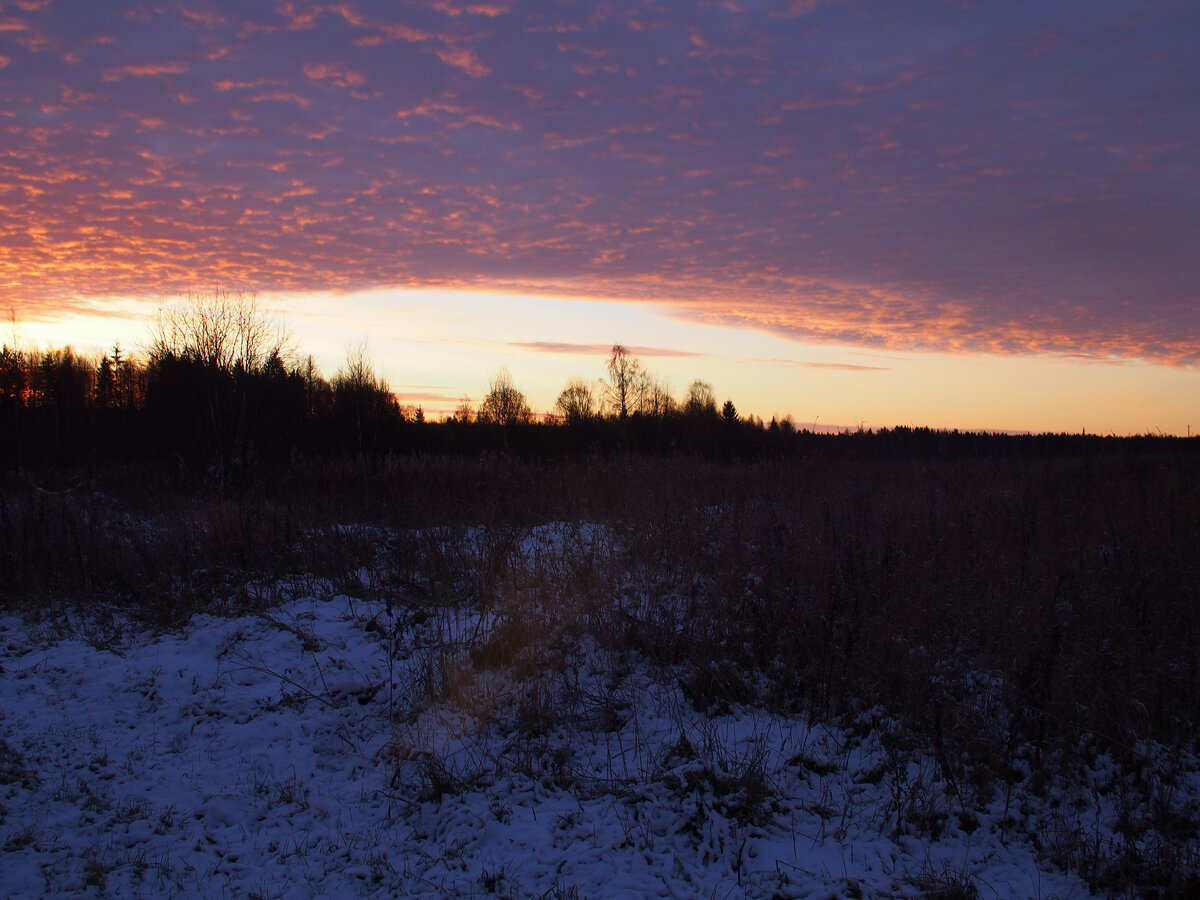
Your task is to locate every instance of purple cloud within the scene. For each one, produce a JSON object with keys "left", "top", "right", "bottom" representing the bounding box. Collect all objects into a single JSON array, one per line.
[
  {"left": 509, "top": 341, "right": 702, "bottom": 358},
  {"left": 1, "top": 0, "right": 1197, "bottom": 363}
]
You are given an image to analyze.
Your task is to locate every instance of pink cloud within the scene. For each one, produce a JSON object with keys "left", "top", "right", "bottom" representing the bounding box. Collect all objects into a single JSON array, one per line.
[
  {"left": 432, "top": 44, "right": 490, "bottom": 77},
  {"left": 101, "top": 61, "right": 190, "bottom": 81},
  {"left": 303, "top": 62, "right": 366, "bottom": 87}
]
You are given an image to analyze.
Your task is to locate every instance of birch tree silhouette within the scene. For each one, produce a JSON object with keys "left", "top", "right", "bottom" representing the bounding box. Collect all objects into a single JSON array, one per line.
[{"left": 603, "top": 344, "right": 647, "bottom": 421}]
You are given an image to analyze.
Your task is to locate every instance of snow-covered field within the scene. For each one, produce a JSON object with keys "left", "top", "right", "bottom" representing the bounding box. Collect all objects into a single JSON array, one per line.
[{"left": 0, "top": 585, "right": 1101, "bottom": 899}]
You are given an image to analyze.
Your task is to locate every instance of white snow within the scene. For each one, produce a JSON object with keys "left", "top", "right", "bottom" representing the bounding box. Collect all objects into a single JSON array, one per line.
[{"left": 0, "top": 585, "right": 1099, "bottom": 899}]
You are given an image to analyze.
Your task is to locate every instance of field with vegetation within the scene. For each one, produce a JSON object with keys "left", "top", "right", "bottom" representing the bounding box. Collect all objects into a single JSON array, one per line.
[
  {"left": 3, "top": 442, "right": 1199, "bottom": 897},
  {"left": 2, "top": 296, "right": 1199, "bottom": 896}
]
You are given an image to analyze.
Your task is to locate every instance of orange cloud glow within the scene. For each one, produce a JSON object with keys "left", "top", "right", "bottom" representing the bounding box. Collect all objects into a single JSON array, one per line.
[{"left": 0, "top": 0, "right": 1196, "bottom": 372}]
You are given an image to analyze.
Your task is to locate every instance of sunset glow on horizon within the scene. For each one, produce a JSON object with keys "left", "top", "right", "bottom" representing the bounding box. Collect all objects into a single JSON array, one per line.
[{"left": 3, "top": 1, "right": 1198, "bottom": 434}]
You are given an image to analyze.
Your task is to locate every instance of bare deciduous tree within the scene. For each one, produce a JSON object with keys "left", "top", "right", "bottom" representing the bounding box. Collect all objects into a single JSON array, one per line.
[
  {"left": 150, "top": 289, "right": 290, "bottom": 372},
  {"left": 603, "top": 344, "right": 646, "bottom": 421},
  {"left": 332, "top": 342, "right": 397, "bottom": 452},
  {"left": 638, "top": 375, "right": 675, "bottom": 419},
  {"left": 479, "top": 367, "right": 532, "bottom": 426},
  {"left": 554, "top": 377, "right": 598, "bottom": 426},
  {"left": 453, "top": 395, "right": 475, "bottom": 424},
  {"left": 684, "top": 379, "right": 718, "bottom": 417},
  {"left": 332, "top": 342, "right": 385, "bottom": 394},
  {"left": 145, "top": 289, "right": 294, "bottom": 482}
]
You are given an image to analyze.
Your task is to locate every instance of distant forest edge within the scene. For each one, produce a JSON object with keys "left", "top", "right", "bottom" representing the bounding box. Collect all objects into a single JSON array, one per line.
[{"left": 3, "top": 291, "right": 1195, "bottom": 474}]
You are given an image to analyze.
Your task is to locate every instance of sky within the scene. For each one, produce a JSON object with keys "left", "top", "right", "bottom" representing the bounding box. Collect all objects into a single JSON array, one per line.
[{"left": 2, "top": 0, "right": 1198, "bottom": 433}]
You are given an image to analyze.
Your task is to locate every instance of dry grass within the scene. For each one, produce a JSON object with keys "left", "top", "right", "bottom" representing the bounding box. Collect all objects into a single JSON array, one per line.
[{"left": 3, "top": 444, "right": 1198, "bottom": 894}]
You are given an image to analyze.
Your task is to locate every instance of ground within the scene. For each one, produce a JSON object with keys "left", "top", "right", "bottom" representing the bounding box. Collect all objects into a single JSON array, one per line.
[{"left": 0, "top": 589, "right": 1096, "bottom": 899}]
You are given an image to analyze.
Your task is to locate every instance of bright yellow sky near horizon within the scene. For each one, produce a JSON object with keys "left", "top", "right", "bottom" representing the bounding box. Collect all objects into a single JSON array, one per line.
[{"left": 11, "top": 289, "right": 1198, "bottom": 437}]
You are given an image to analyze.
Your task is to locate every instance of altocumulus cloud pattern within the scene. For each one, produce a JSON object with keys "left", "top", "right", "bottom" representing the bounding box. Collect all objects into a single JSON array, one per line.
[{"left": 2, "top": 0, "right": 1198, "bottom": 363}]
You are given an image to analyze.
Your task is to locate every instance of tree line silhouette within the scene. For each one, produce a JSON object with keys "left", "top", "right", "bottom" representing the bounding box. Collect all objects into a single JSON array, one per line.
[
  {"left": 2, "top": 291, "right": 1192, "bottom": 477},
  {"left": 1, "top": 291, "right": 774, "bottom": 473}
]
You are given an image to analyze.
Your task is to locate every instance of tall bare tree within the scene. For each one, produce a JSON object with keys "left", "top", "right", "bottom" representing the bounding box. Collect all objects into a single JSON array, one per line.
[
  {"left": 149, "top": 289, "right": 289, "bottom": 372},
  {"left": 603, "top": 344, "right": 646, "bottom": 421}
]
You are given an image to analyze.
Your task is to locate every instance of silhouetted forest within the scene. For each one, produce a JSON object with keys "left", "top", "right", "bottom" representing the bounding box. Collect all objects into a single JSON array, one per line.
[{"left": 3, "top": 293, "right": 1195, "bottom": 477}]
